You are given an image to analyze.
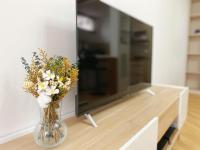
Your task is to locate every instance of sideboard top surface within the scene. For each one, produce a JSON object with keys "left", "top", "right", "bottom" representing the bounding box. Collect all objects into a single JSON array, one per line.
[{"left": 0, "top": 86, "right": 182, "bottom": 150}]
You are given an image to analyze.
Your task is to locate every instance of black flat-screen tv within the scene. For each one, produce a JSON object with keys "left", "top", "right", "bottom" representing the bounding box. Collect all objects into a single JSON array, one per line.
[{"left": 76, "top": 0, "right": 152, "bottom": 116}]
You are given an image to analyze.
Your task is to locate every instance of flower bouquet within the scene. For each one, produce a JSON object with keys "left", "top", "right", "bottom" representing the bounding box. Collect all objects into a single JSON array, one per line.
[{"left": 21, "top": 49, "right": 78, "bottom": 148}]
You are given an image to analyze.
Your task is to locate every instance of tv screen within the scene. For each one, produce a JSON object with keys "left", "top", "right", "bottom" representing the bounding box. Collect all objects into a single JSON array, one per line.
[{"left": 76, "top": 0, "right": 152, "bottom": 116}]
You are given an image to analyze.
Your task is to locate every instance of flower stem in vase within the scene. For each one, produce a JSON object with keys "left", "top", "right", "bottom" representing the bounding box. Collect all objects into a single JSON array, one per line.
[{"left": 21, "top": 49, "right": 78, "bottom": 148}]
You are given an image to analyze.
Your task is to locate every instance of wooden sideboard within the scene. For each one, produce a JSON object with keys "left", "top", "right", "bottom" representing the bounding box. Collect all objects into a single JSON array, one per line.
[{"left": 0, "top": 85, "right": 188, "bottom": 150}]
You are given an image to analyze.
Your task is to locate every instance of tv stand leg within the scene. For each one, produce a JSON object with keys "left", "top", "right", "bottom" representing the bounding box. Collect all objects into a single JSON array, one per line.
[
  {"left": 146, "top": 89, "right": 155, "bottom": 96},
  {"left": 84, "top": 113, "right": 98, "bottom": 128}
]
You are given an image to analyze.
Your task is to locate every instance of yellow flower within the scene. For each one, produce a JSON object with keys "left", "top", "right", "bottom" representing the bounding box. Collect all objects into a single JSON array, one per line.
[
  {"left": 63, "top": 58, "right": 71, "bottom": 70},
  {"left": 57, "top": 76, "right": 64, "bottom": 87},
  {"left": 57, "top": 76, "right": 64, "bottom": 82}
]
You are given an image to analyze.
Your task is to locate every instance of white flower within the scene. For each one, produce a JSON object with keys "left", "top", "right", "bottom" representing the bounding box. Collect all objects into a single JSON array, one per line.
[
  {"left": 39, "top": 69, "right": 45, "bottom": 74},
  {"left": 49, "top": 80, "right": 58, "bottom": 87},
  {"left": 37, "top": 81, "right": 49, "bottom": 93},
  {"left": 66, "top": 86, "right": 70, "bottom": 91},
  {"left": 23, "top": 81, "right": 34, "bottom": 89},
  {"left": 65, "top": 78, "right": 71, "bottom": 86},
  {"left": 37, "top": 92, "right": 52, "bottom": 108},
  {"left": 64, "top": 83, "right": 70, "bottom": 91},
  {"left": 46, "top": 86, "right": 59, "bottom": 96},
  {"left": 43, "top": 70, "right": 55, "bottom": 81}
]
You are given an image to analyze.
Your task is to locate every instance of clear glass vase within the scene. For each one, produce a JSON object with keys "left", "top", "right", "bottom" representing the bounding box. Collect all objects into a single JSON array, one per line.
[{"left": 34, "top": 101, "right": 67, "bottom": 148}]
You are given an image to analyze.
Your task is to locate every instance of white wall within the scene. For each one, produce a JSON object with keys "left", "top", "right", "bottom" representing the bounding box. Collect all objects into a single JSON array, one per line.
[
  {"left": 0, "top": 0, "right": 76, "bottom": 143},
  {"left": 0, "top": 0, "right": 190, "bottom": 144}
]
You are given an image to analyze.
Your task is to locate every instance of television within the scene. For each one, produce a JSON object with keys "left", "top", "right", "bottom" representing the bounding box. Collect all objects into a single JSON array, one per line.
[{"left": 76, "top": 0, "right": 153, "bottom": 116}]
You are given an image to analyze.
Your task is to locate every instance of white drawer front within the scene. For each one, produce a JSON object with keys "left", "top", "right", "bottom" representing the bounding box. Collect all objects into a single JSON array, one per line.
[
  {"left": 120, "top": 117, "right": 158, "bottom": 150},
  {"left": 178, "top": 87, "right": 189, "bottom": 129}
]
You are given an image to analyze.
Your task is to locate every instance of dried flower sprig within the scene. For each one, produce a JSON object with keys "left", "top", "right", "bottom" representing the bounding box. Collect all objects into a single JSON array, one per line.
[
  {"left": 21, "top": 49, "right": 79, "bottom": 108},
  {"left": 21, "top": 57, "right": 30, "bottom": 72},
  {"left": 39, "top": 48, "right": 48, "bottom": 64}
]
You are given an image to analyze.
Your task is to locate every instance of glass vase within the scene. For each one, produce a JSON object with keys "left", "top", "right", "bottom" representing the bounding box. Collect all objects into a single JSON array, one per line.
[{"left": 33, "top": 101, "right": 67, "bottom": 148}]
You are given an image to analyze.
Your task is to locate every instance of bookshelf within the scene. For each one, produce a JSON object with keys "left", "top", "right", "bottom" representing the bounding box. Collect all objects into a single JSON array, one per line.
[
  {"left": 191, "top": 14, "right": 200, "bottom": 20},
  {"left": 192, "top": 0, "right": 200, "bottom": 3},
  {"left": 186, "top": 0, "right": 200, "bottom": 91}
]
